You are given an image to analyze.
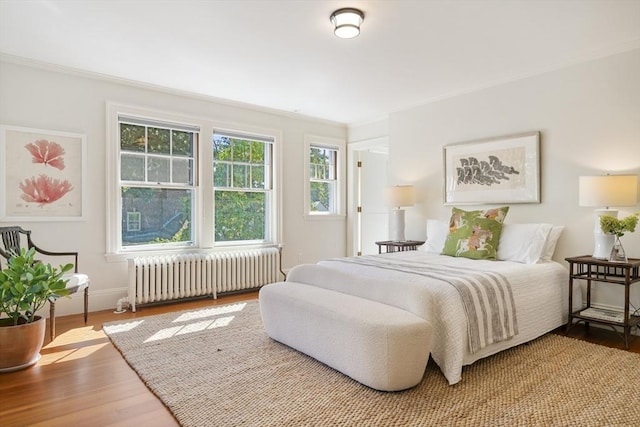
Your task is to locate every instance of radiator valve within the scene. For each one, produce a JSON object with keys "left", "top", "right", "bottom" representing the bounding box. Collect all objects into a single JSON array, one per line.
[{"left": 114, "top": 297, "right": 129, "bottom": 314}]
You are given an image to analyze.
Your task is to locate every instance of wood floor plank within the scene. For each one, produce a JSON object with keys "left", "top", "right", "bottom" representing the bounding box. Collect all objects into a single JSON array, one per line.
[{"left": 1, "top": 289, "right": 637, "bottom": 427}]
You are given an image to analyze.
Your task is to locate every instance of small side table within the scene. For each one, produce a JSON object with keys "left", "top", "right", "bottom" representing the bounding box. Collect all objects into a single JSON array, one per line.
[
  {"left": 565, "top": 255, "right": 640, "bottom": 349},
  {"left": 375, "top": 240, "right": 425, "bottom": 254}
]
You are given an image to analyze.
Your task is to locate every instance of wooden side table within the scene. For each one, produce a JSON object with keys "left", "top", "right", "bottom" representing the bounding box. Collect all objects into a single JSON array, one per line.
[
  {"left": 565, "top": 255, "right": 640, "bottom": 349},
  {"left": 375, "top": 240, "right": 425, "bottom": 254}
]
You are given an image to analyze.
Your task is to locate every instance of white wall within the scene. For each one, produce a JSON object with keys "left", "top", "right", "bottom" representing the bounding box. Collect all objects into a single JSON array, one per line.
[
  {"left": 0, "top": 58, "right": 347, "bottom": 315},
  {"left": 351, "top": 48, "right": 640, "bottom": 311}
]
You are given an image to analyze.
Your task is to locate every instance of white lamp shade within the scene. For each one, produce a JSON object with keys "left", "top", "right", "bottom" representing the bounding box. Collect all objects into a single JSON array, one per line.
[
  {"left": 386, "top": 185, "right": 415, "bottom": 208},
  {"left": 579, "top": 175, "right": 638, "bottom": 207}
]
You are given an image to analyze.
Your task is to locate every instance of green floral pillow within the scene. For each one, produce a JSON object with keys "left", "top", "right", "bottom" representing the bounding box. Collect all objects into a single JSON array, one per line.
[{"left": 442, "top": 207, "right": 509, "bottom": 260}]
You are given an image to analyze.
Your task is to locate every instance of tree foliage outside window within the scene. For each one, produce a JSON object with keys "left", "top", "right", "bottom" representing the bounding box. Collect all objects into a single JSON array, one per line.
[
  {"left": 119, "top": 121, "right": 196, "bottom": 247},
  {"left": 309, "top": 146, "right": 337, "bottom": 214},
  {"left": 213, "top": 134, "right": 272, "bottom": 242}
]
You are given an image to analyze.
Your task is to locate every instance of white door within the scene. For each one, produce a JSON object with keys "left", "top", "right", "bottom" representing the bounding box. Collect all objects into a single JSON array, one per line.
[{"left": 358, "top": 150, "right": 389, "bottom": 255}]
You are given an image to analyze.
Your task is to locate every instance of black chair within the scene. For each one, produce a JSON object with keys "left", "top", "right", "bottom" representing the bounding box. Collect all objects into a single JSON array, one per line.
[{"left": 0, "top": 226, "right": 89, "bottom": 341}]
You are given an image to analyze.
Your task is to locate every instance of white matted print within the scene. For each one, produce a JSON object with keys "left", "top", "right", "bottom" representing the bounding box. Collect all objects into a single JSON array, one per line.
[
  {"left": 443, "top": 131, "right": 540, "bottom": 205},
  {"left": 1, "top": 125, "right": 86, "bottom": 220}
]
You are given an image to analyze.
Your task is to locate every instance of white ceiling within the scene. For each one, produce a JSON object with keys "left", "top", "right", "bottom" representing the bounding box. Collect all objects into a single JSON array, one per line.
[{"left": 1, "top": 1, "right": 640, "bottom": 124}]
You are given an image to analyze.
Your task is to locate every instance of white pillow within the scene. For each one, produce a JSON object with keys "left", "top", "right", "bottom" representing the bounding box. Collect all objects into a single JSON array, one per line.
[
  {"left": 539, "top": 225, "right": 564, "bottom": 262},
  {"left": 497, "top": 223, "right": 553, "bottom": 264},
  {"left": 418, "top": 219, "right": 449, "bottom": 253}
]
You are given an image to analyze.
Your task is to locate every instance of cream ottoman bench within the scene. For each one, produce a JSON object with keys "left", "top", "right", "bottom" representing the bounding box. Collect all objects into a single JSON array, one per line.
[{"left": 259, "top": 281, "right": 434, "bottom": 391}]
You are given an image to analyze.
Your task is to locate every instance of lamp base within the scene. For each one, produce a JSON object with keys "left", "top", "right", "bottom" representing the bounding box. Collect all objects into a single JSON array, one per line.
[
  {"left": 592, "top": 209, "right": 617, "bottom": 259},
  {"left": 389, "top": 209, "right": 406, "bottom": 242}
]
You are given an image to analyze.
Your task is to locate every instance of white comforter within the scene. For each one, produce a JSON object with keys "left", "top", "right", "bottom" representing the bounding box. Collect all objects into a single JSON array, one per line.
[{"left": 291, "top": 251, "right": 580, "bottom": 385}]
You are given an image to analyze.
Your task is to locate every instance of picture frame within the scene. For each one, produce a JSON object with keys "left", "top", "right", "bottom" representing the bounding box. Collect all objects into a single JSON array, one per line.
[
  {"left": 0, "top": 125, "right": 87, "bottom": 221},
  {"left": 443, "top": 131, "right": 540, "bottom": 205}
]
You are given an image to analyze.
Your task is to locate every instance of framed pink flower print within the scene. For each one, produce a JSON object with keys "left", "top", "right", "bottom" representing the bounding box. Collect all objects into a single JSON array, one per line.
[{"left": 1, "top": 125, "right": 86, "bottom": 221}]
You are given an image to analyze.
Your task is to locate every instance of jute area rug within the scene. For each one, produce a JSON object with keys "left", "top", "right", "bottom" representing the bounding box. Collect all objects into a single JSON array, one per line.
[{"left": 104, "top": 300, "right": 640, "bottom": 427}]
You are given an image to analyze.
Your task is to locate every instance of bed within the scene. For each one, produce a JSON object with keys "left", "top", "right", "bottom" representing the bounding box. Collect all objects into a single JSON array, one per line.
[{"left": 276, "top": 219, "right": 581, "bottom": 385}]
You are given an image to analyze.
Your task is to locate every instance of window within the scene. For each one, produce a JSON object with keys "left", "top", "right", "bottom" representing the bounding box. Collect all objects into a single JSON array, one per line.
[
  {"left": 305, "top": 135, "right": 345, "bottom": 217},
  {"left": 213, "top": 132, "right": 273, "bottom": 243},
  {"left": 309, "top": 146, "right": 337, "bottom": 213},
  {"left": 119, "top": 117, "right": 198, "bottom": 249},
  {"left": 107, "top": 103, "right": 281, "bottom": 256}
]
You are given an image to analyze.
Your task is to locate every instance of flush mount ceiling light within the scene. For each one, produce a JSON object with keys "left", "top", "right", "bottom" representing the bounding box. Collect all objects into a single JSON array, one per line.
[{"left": 330, "top": 8, "right": 364, "bottom": 39}]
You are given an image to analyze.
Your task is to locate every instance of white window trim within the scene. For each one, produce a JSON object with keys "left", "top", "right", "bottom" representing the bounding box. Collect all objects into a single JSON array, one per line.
[
  {"left": 304, "top": 134, "right": 346, "bottom": 220},
  {"left": 105, "top": 102, "right": 282, "bottom": 261}
]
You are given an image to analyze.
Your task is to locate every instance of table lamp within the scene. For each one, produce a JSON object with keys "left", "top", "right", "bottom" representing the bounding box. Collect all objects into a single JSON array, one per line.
[
  {"left": 579, "top": 174, "right": 638, "bottom": 259},
  {"left": 386, "top": 185, "right": 415, "bottom": 242}
]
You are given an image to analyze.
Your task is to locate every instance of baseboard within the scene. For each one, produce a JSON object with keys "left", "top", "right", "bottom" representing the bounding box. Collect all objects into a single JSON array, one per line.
[{"left": 35, "top": 287, "right": 128, "bottom": 319}]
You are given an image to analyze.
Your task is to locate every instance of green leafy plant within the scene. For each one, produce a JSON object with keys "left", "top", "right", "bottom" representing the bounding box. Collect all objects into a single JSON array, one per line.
[
  {"left": 600, "top": 213, "right": 640, "bottom": 237},
  {"left": 0, "top": 248, "right": 72, "bottom": 326}
]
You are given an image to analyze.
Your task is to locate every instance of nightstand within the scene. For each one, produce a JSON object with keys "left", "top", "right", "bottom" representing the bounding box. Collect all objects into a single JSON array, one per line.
[
  {"left": 565, "top": 255, "right": 640, "bottom": 349},
  {"left": 375, "top": 240, "right": 425, "bottom": 254}
]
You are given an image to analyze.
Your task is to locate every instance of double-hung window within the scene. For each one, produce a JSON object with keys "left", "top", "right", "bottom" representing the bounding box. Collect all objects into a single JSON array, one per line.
[
  {"left": 213, "top": 132, "right": 273, "bottom": 243},
  {"left": 119, "top": 117, "right": 198, "bottom": 249},
  {"left": 108, "top": 103, "right": 281, "bottom": 256},
  {"left": 305, "top": 135, "right": 345, "bottom": 217}
]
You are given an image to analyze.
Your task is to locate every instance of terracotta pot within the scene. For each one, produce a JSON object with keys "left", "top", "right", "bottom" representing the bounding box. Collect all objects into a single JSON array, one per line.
[{"left": 0, "top": 316, "right": 46, "bottom": 373}]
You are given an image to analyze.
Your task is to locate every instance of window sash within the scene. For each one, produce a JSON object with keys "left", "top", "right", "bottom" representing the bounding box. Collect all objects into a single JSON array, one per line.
[
  {"left": 213, "top": 133, "right": 274, "bottom": 244},
  {"left": 308, "top": 144, "right": 339, "bottom": 215},
  {"left": 118, "top": 117, "right": 198, "bottom": 250}
]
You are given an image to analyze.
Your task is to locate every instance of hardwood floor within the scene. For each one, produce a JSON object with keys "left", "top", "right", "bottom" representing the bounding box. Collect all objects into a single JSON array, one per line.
[
  {"left": 0, "top": 292, "right": 258, "bottom": 427},
  {"left": 1, "top": 291, "right": 638, "bottom": 427}
]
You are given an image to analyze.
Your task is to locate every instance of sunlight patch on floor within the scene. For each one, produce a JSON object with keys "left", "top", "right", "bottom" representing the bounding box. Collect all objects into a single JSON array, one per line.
[
  {"left": 43, "top": 325, "right": 108, "bottom": 349},
  {"left": 38, "top": 342, "right": 110, "bottom": 365},
  {"left": 145, "top": 316, "right": 235, "bottom": 343},
  {"left": 103, "top": 320, "right": 145, "bottom": 335},
  {"left": 172, "top": 302, "right": 246, "bottom": 323}
]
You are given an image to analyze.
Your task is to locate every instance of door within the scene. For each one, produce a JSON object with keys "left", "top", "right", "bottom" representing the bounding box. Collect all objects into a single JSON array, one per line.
[{"left": 358, "top": 150, "right": 389, "bottom": 255}]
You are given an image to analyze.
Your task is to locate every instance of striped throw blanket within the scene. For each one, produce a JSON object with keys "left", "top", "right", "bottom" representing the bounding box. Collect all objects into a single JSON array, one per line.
[{"left": 333, "top": 255, "right": 518, "bottom": 354}]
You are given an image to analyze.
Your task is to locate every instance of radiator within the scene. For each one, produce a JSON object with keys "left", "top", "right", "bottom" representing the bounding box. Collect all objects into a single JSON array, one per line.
[{"left": 127, "top": 247, "right": 281, "bottom": 312}]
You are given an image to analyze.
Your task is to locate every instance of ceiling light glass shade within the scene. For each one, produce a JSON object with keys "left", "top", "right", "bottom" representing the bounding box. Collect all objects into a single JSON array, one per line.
[{"left": 330, "top": 8, "right": 364, "bottom": 39}]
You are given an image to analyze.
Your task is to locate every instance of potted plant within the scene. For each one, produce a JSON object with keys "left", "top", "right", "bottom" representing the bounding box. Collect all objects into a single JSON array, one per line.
[
  {"left": 0, "top": 247, "right": 72, "bottom": 372},
  {"left": 600, "top": 213, "right": 639, "bottom": 262}
]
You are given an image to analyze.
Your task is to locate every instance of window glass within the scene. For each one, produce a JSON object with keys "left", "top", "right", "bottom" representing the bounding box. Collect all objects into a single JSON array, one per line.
[
  {"left": 119, "top": 119, "right": 196, "bottom": 248},
  {"left": 213, "top": 133, "right": 272, "bottom": 243},
  {"left": 121, "top": 154, "right": 145, "bottom": 181},
  {"left": 148, "top": 127, "right": 171, "bottom": 154},
  {"left": 121, "top": 187, "right": 193, "bottom": 246},
  {"left": 148, "top": 156, "right": 170, "bottom": 183},
  {"left": 120, "top": 124, "right": 145, "bottom": 152},
  {"left": 172, "top": 130, "right": 193, "bottom": 156},
  {"left": 214, "top": 191, "right": 266, "bottom": 241},
  {"left": 309, "top": 145, "right": 337, "bottom": 214}
]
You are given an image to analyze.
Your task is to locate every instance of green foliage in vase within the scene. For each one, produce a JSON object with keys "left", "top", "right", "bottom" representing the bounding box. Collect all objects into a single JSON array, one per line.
[{"left": 600, "top": 213, "right": 640, "bottom": 237}]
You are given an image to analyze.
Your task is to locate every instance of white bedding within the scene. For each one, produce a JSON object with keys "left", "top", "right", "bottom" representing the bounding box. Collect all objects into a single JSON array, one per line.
[{"left": 292, "top": 251, "right": 582, "bottom": 385}]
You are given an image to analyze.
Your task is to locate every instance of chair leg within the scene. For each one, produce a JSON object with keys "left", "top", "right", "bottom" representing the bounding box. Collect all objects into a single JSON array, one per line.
[
  {"left": 49, "top": 300, "right": 56, "bottom": 341},
  {"left": 84, "top": 287, "right": 89, "bottom": 324}
]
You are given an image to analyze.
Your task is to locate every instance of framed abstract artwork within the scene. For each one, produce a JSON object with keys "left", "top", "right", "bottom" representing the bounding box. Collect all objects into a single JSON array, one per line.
[
  {"left": 443, "top": 131, "right": 540, "bottom": 205},
  {"left": 0, "top": 125, "right": 87, "bottom": 221}
]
